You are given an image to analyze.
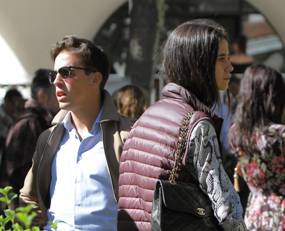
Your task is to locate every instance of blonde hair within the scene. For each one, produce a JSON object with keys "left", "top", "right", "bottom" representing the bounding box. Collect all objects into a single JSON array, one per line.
[{"left": 113, "top": 85, "right": 146, "bottom": 121}]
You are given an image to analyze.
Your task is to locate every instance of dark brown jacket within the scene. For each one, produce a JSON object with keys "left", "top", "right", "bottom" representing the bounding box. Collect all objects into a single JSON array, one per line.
[
  {"left": 19, "top": 91, "right": 132, "bottom": 225},
  {"left": 0, "top": 102, "right": 51, "bottom": 201}
]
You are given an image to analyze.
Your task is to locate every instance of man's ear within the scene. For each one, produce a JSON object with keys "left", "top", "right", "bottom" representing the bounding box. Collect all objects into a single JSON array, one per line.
[{"left": 90, "top": 72, "right": 102, "bottom": 86}]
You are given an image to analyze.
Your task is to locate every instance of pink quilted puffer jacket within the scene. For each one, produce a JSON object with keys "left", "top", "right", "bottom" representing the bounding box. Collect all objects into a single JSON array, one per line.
[{"left": 117, "top": 83, "right": 218, "bottom": 231}]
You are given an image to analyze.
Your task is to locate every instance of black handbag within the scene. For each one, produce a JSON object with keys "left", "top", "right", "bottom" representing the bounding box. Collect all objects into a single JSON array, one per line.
[{"left": 151, "top": 112, "right": 221, "bottom": 231}]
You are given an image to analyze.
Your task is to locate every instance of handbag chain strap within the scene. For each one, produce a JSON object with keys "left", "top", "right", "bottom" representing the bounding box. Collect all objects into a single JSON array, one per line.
[{"left": 169, "top": 111, "right": 194, "bottom": 184}]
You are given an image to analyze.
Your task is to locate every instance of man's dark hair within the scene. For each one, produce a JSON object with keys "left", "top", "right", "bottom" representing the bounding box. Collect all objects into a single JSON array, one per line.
[
  {"left": 31, "top": 69, "right": 53, "bottom": 99},
  {"left": 163, "top": 18, "right": 228, "bottom": 108},
  {"left": 4, "top": 88, "right": 22, "bottom": 103},
  {"left": 51, "top": 35, "right": 109, "bottom": 89}
]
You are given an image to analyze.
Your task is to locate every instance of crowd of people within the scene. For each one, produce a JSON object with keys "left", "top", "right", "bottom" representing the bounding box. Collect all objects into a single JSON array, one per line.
[
  {"left": 0, "top": 18, "right": 284, "bottom": 231},
  {"left": 0, "top": 69, "right": 59, "bottom": 208}
]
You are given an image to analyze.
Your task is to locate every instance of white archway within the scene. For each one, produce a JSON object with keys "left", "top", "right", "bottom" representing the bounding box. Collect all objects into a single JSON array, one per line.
[
  {"left": 247, "top": 0, "right": 285, "bottom": 43},
  {"left": 0, "top": 0, "right": 283, "bottom": 85},
  {"left": 0, "top": 0, "right": 126, "bottom": 84}
]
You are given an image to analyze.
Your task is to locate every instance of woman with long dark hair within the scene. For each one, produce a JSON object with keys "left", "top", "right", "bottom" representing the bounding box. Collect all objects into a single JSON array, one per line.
[
  {"left": 118, "top": 19, "right": 246, "bottom": 231},
  {"left": 229, "top": 64, "right": 285, "bottom": 230}
]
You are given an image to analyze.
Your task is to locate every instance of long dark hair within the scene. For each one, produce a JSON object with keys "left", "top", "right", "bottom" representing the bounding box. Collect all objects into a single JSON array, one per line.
[
  {"left": 162, "top": 18, "right": 228, "bottom": 108},
  {"left": 233, "top": 64, "right": 285, "bottom": 148}
]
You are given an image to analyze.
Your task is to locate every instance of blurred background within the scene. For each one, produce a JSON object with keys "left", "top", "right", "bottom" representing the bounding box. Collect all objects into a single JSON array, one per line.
[{"left": 0, "top": 0, "right": 284, "bottom": 103}]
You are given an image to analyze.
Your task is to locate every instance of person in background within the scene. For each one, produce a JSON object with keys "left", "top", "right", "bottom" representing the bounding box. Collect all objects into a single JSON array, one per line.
[
  {"left": 0, "top": 89, "right": 24, "bottom": 143},
  {"left": 216, "top": 75, "right": 241, "bottom": 176},
  {"left": 0, "top": 69, "right": 59, "bottom": 208},
  {"left": 230, "top": 35, "right": 253, "bottom": 74},
  {"left": 229, "top": 64, "right": 285, "bottom": 230},
  {"left": 118, "top": 19, "right": 246, "bottom": 231},
  {"left": 0, "top": 88, "right": 24, "bottom": 167},
  {"left": 227, "top": 75, "right": 241, "bottom": 114},
  {"left": 216, "top": 74, "right": 250, "bottom": 212},
  {"left": 112, "top": 84, "right": 146, "bottom": 122},
  {"left": 20, "top": 35, "right": 132, "bottom": 230},
  {"left": 0, "top": 88, "right": 24, "bottom": 126}
]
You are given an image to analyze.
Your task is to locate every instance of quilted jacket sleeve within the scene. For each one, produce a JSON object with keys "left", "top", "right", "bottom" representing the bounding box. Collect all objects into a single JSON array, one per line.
[{"left": 188, "top": 120, "right": 247, "bottom": 231}]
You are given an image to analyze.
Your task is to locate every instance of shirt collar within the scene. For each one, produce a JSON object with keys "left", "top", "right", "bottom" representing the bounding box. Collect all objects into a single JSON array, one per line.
[
  {"left": 62, "top": 109, "right": 103, "bottom": 135},
  {"left": 90, "top": 109, "right": 103, "bottom": 134},
  {"left": 62, "top": 112, "right": 73, "bottom": 132}
]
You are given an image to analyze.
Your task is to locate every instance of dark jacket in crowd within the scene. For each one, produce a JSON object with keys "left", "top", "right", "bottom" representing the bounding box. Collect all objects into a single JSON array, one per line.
[{"left": 0, "top": 100, "right": 52, "bottom": 202}]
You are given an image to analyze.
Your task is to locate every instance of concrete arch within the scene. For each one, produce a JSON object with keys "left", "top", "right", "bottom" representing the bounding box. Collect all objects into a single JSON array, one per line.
[
  {"left": 0, "top": 0, "right": 126, "bottom": 84},
  {"left": 0, "top": 0, "right": 283, "bottom": 84},
  {"left": 247, "top": 0, "right": 285, "bottom": 42}
]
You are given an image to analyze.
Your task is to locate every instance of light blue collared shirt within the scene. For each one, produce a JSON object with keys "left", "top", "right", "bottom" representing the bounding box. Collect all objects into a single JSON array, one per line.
[{"left": 46, "top": 110, "right": 117, "bottom": 231}]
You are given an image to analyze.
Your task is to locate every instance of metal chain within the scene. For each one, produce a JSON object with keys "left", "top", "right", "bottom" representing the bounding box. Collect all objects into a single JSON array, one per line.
[{"left": 169, "top": 111, "right": 194, "bottom": 184}]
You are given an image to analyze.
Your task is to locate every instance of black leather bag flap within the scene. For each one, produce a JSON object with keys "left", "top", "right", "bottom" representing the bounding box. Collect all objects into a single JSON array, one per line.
[{"left": 157, "top": 180, "right": 214, "bottom": 217}]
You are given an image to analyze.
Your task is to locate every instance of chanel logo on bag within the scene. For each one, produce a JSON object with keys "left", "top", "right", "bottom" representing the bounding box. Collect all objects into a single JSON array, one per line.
[{"left": 196, "top": 208, "right": 206, "bottom": 216}]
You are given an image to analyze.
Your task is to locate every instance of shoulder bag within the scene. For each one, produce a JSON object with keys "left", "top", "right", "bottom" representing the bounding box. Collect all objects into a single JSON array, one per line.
[{"left": 151, "top": 111, "right": 221, "bottom": 231}]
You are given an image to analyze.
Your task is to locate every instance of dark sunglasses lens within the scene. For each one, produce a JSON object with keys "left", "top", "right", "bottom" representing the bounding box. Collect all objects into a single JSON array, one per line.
[
  {"left": 58, "top": 67, "right": 71, "bottom": 78},
  {"left": 48, "top": 71, "right": 57, "bottom": 84}
]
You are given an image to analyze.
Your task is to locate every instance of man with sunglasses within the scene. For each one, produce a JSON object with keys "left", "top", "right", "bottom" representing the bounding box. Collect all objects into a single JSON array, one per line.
[{"left": 20, "top": 35, "right": 132, "bottom": 230}]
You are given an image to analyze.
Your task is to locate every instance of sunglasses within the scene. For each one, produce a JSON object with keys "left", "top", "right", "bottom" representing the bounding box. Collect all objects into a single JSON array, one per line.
[{"left": 48, "top": 66, "right": 96, "bottom": 84}]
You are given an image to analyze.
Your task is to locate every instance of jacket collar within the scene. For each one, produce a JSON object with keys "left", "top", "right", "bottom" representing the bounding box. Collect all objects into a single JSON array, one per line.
[
  {"left": 162, "top": 83, "right": 210, "bottom": 113},
  {"left": 100, "top": 90, "right": 120, "bottom": 122},
  {"left": 161, "top": 82, "right": 223, "bottom": 134},
  {"left": 52, "top": 90, "right": 120, "bottom": 124}
]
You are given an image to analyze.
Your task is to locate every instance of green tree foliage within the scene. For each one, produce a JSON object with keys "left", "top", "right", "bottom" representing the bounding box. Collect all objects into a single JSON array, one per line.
[{"left": 0, "top": 186, "right": 56, "bottom": 231}]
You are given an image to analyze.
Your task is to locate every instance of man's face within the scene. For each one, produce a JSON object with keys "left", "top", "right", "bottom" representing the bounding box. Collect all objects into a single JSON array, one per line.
[{"left": 53, "top": 50, "right": 100, "bottom": 112}]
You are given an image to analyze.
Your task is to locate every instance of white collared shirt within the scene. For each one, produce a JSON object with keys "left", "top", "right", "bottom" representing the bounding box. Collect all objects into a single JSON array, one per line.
[{"left": 46, "top": 111, "right": 117, "bottom": 231}]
